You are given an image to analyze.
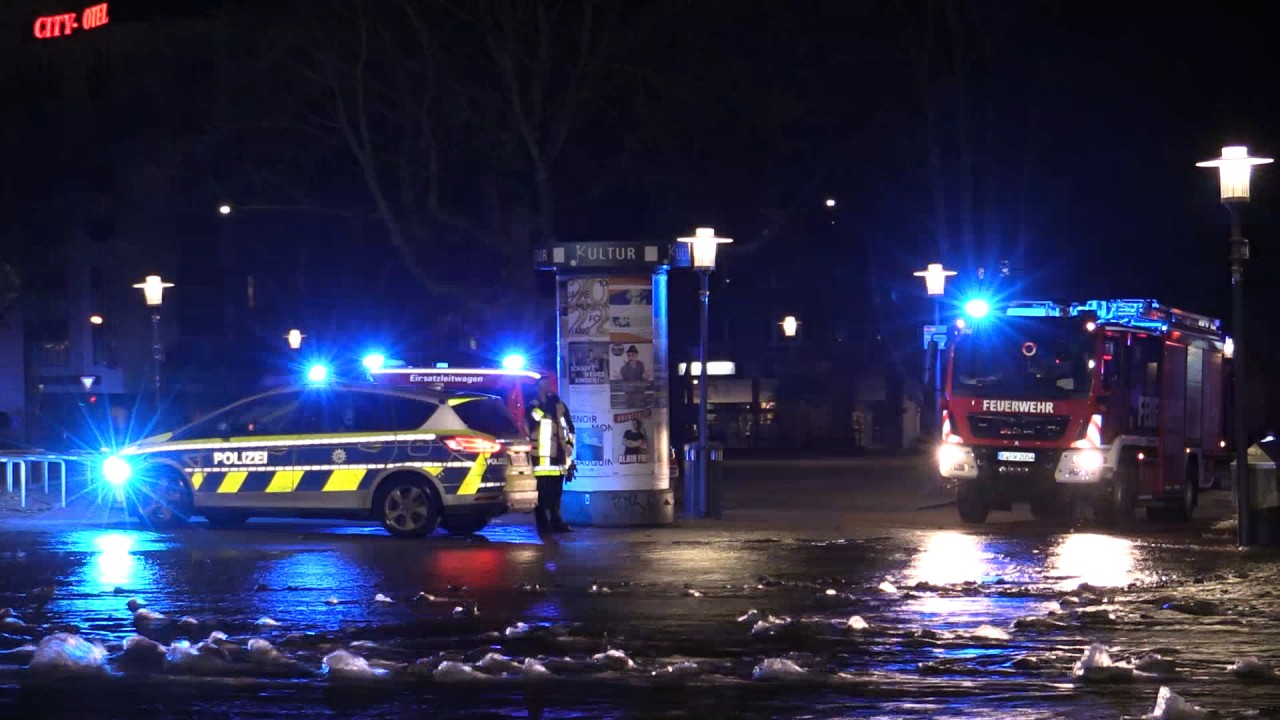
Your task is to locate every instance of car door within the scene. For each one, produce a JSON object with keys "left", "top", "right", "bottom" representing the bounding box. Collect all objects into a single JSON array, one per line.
[
  {"left": 290, "top": 388, "right": 400, "bottom": 511},
  {"left": 192, "top": 391, "right": 302, "bottom": 513}
]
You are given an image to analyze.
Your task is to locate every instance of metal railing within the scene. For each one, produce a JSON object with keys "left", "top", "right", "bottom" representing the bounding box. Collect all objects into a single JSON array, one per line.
[{"left": 0, "top": 453, "right": 81, "bottom": 509}]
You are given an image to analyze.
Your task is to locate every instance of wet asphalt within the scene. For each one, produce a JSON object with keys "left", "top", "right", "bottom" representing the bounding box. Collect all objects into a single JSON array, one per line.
[{"left": 0, "top": 459, "right": 1277, "bottom": 718}]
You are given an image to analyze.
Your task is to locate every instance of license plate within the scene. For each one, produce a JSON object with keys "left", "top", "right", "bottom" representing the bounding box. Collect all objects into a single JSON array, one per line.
[
  {"left": 510, "top": 452, "right": 529, "bottom": 467},
  {"left": 997, "top": 451, "right": 1035, "bottom": 463}
]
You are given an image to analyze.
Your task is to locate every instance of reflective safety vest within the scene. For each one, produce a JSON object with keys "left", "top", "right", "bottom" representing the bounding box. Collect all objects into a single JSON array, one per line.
[{"left": 530, "top": 404, "right": 574, "bottom": 477}]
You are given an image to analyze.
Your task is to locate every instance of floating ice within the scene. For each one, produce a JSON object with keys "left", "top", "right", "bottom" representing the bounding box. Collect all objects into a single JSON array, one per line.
[
  {"left": 1146, "top": 686, "right": 1208, "bottom": 719},
  {"left": 878, "top": 581, "right": 898, "bottom": 594},
  {"left": 133, "top": 608, "right": 168, "bottom": 626},
  {"left": 737, "top": 609, "right": 763, "bottom": 624},
  {"left": 255, "top": 617, "right": 280, "bottom": 627},
  {"left": 504, "top": 622, "right": 532, "bottom": 639},
  {"left": 684, "top": 589, "right": 703, "bottom": 597},
  {"left": 120, "top": 635, "right": 166, "bottom": 669},
  {"left": 753, "top": 657, "right": 807, "bottom": 680},
  {"left": 846, "top": 616, "right": 869, "bottom": 631},
  {"left": 751, "top": 616, "right": 793, "bottom": 638},
  {"left": 374, "top": 593, "right": 393, "bottom": 604},
  {"left": 27, "top": 633, "right": 108, "bottom": 674},
  {"left": 1073, "top": 643, "right": 1134, "bottom": 683},
  {"left": 970, "top": 624, "right": 1011, "bottom": 641},
  {"left": 165, "top": 640, "right": 232, "bottom": 675},
  {"left": 247, "top": 638, "right": 288, "bottom": 664},
  {"left": 476, "top": 652, "right": 521, "bottom": 674},
  {"left": 434, "top": 660, "right": 485, "bottom": 681},
  {"left": 322, "top": 649, "right": 388, "bottom": 680},
  {"left": 1230, "top": 657, "right": 1277, "bottom": 681},
  {"left": 592, "top": 649, "right": 635, "bottom": 671},
  {"left": 522, "top": 657, "right": 553, "bottom": 677},
  {"left": 653, "top": 660, "right": 700, "bottom": 678}
]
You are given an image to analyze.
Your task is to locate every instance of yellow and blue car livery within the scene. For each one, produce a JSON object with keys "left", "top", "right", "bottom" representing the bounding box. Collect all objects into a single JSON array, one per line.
[{"left": 104, "top": 385, "right": 537, "bottom": 536}]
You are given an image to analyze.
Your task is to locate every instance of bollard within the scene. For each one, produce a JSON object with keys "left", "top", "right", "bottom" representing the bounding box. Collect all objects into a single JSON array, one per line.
[
  {"left": 683, "top": 442, "right": 725, "bottom": 519},
  {"left": 1234, "top": 440, "right": 1280, "bottom": 547}
]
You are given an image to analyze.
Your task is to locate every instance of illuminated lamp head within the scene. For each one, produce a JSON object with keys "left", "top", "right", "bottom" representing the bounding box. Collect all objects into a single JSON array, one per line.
[
  {"left": 963, "top": 298, "right": 991, "bottom": 319},
  {"left": 306, "top": 363, "right": 331, "bottom": 384},
  {"left": 501, "top": 353, "right": 527, "bottom": 371},
  {"left": 361, "top": 353, "right": 387, "bottom": 372}
]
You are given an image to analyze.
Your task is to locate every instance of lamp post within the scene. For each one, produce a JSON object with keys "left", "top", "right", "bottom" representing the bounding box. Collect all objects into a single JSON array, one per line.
[
  {"left": 913, "top": 263, "right": 957, "bottom": 442},
  {"left": 132, "top": 275, "right": 174, "bottom": 403},
  {"left": 1198, "top": 145, "right": 1273, "bottom": 546},
  {"left": 677, "top": 227, "right": 732, "bottom": 518},
  {"left": 780, "top": 315, "right": 800, "bottom": 339},
  {"left": 286, "top": 329, "right": 305, "bottom": 350}
]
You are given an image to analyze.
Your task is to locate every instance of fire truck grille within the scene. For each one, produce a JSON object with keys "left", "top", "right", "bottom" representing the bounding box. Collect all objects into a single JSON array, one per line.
[{"left": 966, "top": 414, "right": 1071, "bottom": 441}]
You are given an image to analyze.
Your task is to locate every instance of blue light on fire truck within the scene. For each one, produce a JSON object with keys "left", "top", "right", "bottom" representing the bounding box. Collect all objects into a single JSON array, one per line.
[
  {"left": 963, "top": 298, "right": 991, "bottom": 319},
  {"left": 102, "top": 455, "right": 131, "bottom": 487},
  {"left": 306, "top": 363, "right": 331, "bottom": 384},
  {"left": 501, "top": 353, "right": 527, "bottom": 371},
  {"left": 361, "top": 353, "right": 387, "bottom": 371}
]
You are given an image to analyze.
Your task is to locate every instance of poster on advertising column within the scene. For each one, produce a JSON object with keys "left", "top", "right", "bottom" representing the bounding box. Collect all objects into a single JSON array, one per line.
[
  {"left": 562, "top": 278, "right": 611, "bottom": 340},
  {"left": 611, "top": 408, "right": 654, "bottom": 467}
]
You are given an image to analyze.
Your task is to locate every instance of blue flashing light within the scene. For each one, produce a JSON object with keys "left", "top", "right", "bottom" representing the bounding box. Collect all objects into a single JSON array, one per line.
[
  {"left": 963, "top": 298, "right": 991, "bottom": 319},
  {"left": 306, "top": 363, "right": 331, "bottom": 383},
  {"left": 501, "top": 353, "right": 527, "bottom": 371},
  {"left": 361, "top": 353, "right": 387, "bottom": 371},
  {"left": 102, "top": 456, "right": 131, "bottom": 487}
]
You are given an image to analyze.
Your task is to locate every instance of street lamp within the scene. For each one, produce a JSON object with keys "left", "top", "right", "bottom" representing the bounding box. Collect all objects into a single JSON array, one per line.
[
  {"left": 781, "top": 315, "right": 800, "bottom": 338},
  {"left": 1198, "top": 145, "right": 1272, "bottom": 546},
  {"left": 914, "top": 263, "right": 957, "bottom": 444},
  {"left": 286, "top": 329, "right": 305, "bottom": 350},
  {"left": 218, "top": 204, "right": 232, "bottom": 215},
  {"left": 132, "top": 275, "right": 174, "bottom": 403},
  {"left": 677, "top": 227, "right": 732, "bottom": 518}
]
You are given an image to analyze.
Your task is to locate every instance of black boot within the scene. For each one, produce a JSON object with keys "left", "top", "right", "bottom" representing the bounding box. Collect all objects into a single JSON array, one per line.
[{"left": 535, "top": 506, "right": 551, "bottom": 534}]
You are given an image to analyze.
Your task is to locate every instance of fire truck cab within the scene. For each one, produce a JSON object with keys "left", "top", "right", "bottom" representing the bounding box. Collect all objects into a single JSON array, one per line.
[{"left": 938, "top": 298, "right": 1230, "bottom": 526}]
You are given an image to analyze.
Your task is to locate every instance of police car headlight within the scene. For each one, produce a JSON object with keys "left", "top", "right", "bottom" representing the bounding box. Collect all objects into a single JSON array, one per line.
[{"left": 102, "top": 456, "right": 132, "bottom": 487}]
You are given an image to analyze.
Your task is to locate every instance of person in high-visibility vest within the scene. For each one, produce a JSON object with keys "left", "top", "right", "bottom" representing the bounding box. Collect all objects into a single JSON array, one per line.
[{"left": 527, "top": 377, "right": 575, "bottom": 533}]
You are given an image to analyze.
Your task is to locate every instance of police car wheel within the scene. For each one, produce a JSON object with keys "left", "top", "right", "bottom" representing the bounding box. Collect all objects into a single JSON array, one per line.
[
  {"left": 130, "top": 473, "right": 192, "bottom": 528},
  {"left": 376, "top": 478, "right": 441, "bottom": 537}
]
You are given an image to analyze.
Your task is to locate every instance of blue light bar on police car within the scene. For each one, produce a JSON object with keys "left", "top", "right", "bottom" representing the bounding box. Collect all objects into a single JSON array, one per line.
[
  {"left": 501, "top": 353, "right": 527, "bottom": 371},
  {"left": 362, "top": 353, "right": 387, "bottom": 371},
  {"left": 306, "top": 364, "right": 330, "bottom": 383}
]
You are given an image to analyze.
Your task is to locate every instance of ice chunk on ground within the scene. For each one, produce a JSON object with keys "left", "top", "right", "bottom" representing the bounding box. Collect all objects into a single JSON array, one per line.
[
  {"left": 120, "top": 635, "right": 166, "bottom": 670},
  {"left": 504, "top": 622, "right": 531, "bottom": 638},
  {"left": 846, "top": 616, "right": 869, "bottom": 631},
  {"left": 476, "top": 652, "right": 521, "bottom": 674},
  {"left": 28, "top": 633, "right": 108, "bottom": 674},
  {"left": 878, "top": 581, "right": 898, "bottom": 594},
  {"left": 165, "top": 640, "right": 232, "bottom": 675},
  {"left": 592, "top": 649, "right": 635, "bottom": 671},
  {"left": 1134, "top": 654, "right": 1178, "bottom": 676},
  {"left": 374, "top": 593, "right": 393, "bottom": 603},
  {"left": 322, "top": 649, "right": 388, "bottom": 680},
  {"left": 589, "top": 584, "right": 612, "bottom": 595},
  {"left": 653, "top": 661, "right": 700, "bottom": 678},
  {"left": 1073, "top": 643, "right": 1134, "bottom": 683},
  {"left": 255, "top": 617, "right": 280, "bottom": 627},
  {"left": 434, "top": 660, "right": 485, "bottom": 681},
  {"left": 1230, "top": 657, "right": 1277, "bottom": 681},
  {"left": 751, "top": 616, "right": 793, "bottom": 638},
  {"left": 1146, "top": 686, "right": 1207, "bottom": 719},
  {"left": 247, "top": 638, "right": 289, "bottom": 664},
  {"left": 737, "top": 609, "right": 763, "bottom": 624},
  {"left": 970, "top": 624, "right": 1011, "bottom": 641},
  {"left": 521, "top": 658, "right": 552, "bottom": 677},
  {"left": 753, "top": 657, "right": 807, "bottom": 680},
  {"left": 684, "top": 589, "right": 703, "bottom": 597}
]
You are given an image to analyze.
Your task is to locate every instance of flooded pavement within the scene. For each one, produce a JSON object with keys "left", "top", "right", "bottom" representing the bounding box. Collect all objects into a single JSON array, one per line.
[{"left": 0, "top": 515, "right": 1278, "bottom": 718}]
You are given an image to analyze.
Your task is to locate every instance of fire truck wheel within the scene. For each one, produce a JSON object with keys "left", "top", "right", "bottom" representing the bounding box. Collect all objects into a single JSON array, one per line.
[
  {"left": 957, "top": 482, "right": 990, "bottom": 524},
  {"left": 1097, "top": 466, "right": 1137, "bottom": 528},
  {"left": 1148, "top": 477, "right": 1196, "bottom": 523}
]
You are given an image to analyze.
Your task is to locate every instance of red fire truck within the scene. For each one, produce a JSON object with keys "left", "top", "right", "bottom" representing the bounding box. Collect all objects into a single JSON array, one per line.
[{"left": 937, "top": 298, "right": 1231, "bottom": 526}]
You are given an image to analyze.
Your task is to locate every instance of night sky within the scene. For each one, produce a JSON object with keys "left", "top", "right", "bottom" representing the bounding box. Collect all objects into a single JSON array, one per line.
[{"left": 5, "top": 1, "right": 1280, "bottom": 419}]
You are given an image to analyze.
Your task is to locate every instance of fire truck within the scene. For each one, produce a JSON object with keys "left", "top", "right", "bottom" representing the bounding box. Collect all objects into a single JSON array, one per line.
[{"left": 937, "top": 298, "right": 1231, "bottom": 526}]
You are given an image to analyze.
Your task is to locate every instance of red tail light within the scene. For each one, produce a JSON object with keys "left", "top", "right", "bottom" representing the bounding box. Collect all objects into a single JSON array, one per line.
[{"left": 444, "top": 436, "right": 503, "bottom": 454}]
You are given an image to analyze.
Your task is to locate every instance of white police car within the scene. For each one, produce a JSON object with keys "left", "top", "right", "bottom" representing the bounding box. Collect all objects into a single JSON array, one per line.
[{"left": 100, "top": 384, "right": 537, "bottom": 536}]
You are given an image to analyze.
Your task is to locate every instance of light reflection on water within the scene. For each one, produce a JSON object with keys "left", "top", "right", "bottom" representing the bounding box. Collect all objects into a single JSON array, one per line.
[
  {"left": 1046, "top": 533, "right": 1146, "bottom": 590},
  {"left": 904, "top": 532, "right": 999, "bottom": 586}
]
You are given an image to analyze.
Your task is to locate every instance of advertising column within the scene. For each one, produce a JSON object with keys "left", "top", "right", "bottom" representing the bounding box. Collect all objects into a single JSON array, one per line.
[{"left": 538, "top": 242, "right": 673, "bottom": 526}]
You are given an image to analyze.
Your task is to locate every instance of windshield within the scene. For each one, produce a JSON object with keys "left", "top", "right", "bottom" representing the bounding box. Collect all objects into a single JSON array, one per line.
[
  {"left": 451, "top": 398, "right": 522, "bottom": 437},
  {"left": 950, "top": 316, "right": 1094, "bottom": 400}
]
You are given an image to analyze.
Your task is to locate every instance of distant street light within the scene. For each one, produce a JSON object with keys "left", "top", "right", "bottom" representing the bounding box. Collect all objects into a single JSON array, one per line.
[
  {"left": 1197, "top": 144, "right": 1273, "bottom": 547},
  {"left": 677, "top": 227, "right": 732, "bottom": 519},
  {"left": 286, "top": 329, "right": 305, "bottom": 350},
  {"left": 132, "top": 275, "right": 174, "bottom": 402},
  {"left": 824, "top": 198, "right": 837, "bottom": 208},
  {"left": 218, "top": 204, "right": 232, "bottom": 215},
  {"left": 781, "top": 315, "right": 800, "bottom": 338},
  {"left": 89, "top": 314, "right": 104, "bottom": 325}
]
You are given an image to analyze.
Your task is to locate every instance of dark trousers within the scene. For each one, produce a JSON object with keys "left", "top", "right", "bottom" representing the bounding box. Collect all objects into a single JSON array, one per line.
[{"left": 535, "top": 473, "right": 565, "bottom": 531}]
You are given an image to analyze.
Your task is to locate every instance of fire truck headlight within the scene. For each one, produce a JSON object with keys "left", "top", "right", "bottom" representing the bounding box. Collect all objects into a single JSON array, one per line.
[
  {"left": 1074, "top": 449, "right": 1104, "bottom": 472},
  {"left": 938, "top": 444, "right": 968, "bottom": 472},
  {"left": 102, "top": 456, "right": 132, "bottom": 487}
]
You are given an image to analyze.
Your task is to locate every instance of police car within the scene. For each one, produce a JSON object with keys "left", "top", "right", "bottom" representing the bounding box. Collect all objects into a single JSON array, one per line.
[{"left": 99, "top": 384, "right": 537, "bottom": 537}]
